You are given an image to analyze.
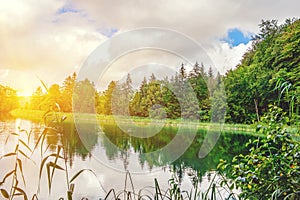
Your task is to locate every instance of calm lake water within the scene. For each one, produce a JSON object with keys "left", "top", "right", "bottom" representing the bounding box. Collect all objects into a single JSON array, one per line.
[{"left": 0, "top": 118, "right": 255, "bottom": 199}]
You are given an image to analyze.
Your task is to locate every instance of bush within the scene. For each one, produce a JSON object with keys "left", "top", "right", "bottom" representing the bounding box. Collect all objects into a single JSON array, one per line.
[{"left": 219, "top": 105, "right": 300, "bottom": 199}]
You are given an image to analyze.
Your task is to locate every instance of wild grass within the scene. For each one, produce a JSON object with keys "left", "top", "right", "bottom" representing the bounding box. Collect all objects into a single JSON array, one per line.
[
  {"left": 11, "top": 108, "right": 256, "bottom": 134},
  {"left": 102, "top": 171, "right": 238, "bottom": 200},
  {"left": 0, "top": 127, "right": 32, "bottom": 200},
  {"left": 2, "top": 108, "right": 239, "bottom": 200},
  {"left": 0, "top": 108, "right": 100, "bottom": 200},
  {"left": 101, "top": 171, "right": 238, "bottom": 200}
]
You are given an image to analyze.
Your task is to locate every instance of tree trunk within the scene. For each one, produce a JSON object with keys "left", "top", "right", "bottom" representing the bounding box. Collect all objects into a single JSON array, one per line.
[{"left": 254, "top": 99, "right": 260, "bottom": 122}]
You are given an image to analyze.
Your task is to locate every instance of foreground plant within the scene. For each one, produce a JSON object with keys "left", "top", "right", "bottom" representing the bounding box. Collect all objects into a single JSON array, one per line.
[
  {"left": 0, "top": 127, "right": 33, "bottom": 200},
  {"left": 36, "top": 104, "right": 101, "bottom": 200},
  {"left": 219, "top": 105, "right": 300, "bottom": 199},
  {"left": 103, "top": 170, "right": 236, "bottom": 200},
  {"left": 0, "top": 103, "right": 99, "bottom": 199}
]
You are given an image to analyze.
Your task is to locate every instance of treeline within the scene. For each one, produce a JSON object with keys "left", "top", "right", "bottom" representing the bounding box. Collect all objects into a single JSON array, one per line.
[
  {"left": 0, "top": 85, "right": 18, "bottom": 114},
  {"left": 97, "top": 63, "right": 222, "bottom": 120},
  {"left": 29, "top": 65, "right": 221, "bottom": 121},
  {"left": 22, "top": 18, "right": 300, "bottom": 124},
  {"left": 224, "top": 18, "right": 299, "bottom": 123}
]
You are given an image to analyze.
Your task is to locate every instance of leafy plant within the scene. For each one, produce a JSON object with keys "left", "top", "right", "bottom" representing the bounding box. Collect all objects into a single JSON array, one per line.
[
  {"left": 1, "top": 96, "right": 99, "bottom": 199},
  {"left": 219, "top": 105, "right": 300, "bottom": 199},
  {"left": 36, "top": 104, "right": 100, "bottom": 200},
  {"left": 0, "top": 127, "right": 34, "bottom": 200},
  {"left": 274, "top": 77, "right": 299, "bottom": 126}
]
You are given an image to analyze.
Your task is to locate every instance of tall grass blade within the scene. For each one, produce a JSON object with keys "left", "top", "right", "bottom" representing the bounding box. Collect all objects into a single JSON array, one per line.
[
  {"left": 18, "top": 149, "right": 32, "bottom": 161},
  {"left": 70, "top": 169, "right": 95, "bottom": 183},
  {"left": 48, "top": 161, "right": 64, "bottom": 171},
  {"left": 19, "top": 139, "right": 33, "bottom": 153},
  {"left": 33, "top": 128, "right": 47, "bottom": 148},
  {"left": 4, "top": 134, "right": 11, "bottom": 145},
  {"left": 125, "top": 171, "right": 135, "bottom": 200},
  {"left": 210, "top": 183, "right": 216, "bottom": 200},
  {"left": 42, "top": 110, "right": 53, "bottom": 125},
  {"left": 0, "top": 170, "right": 15, "bottom": 186},
  {"left": 0, "top": 152, "right": 16, "bottom": 159},
  {"left": 193, "top": 186, "right": 198, "bottom": 200},
  {"left": 46, "top": 162, "right": 51, "bottom": 194},
  {"left": 10, "top": 179, "right": 19, "bottom": 199},
  {"left": 32, "top": 194, "right": 39, "bottom": 200},
  {"left": 27, "top": 129, "right": 33, "bottom": 144},
  {"left": 38, "top": 153, "right": 64, "bottom": 193},
  {"left": 5, "top": 132, "right": 18, "bottom": 145},
  {"left": 39, "top": 78, "right": 49, "bottom": 92},
  {"left": 14, "top": 143, "right": 19, "bottom": 153},
  {"left": 50, "top": 146, "right": 63, "bottom": 188},
  {"left": 17, "top": 158, "right": 26, "bottom": 186},
  {"left": 104, "top": 189, "right": 117, "bottom": 200},
  {"left": 154, "top": 178, "right": 164, "bottom": 200}
]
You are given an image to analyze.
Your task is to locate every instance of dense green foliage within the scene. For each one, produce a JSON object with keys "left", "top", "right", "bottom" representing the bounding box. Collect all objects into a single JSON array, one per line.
[
  {"left": 27, "top": 64, "right": 216, "bottom": 121},
  {"left": 30, "top": 73, "right": 98, "bottom": 114},
  {"left": 224, "top": 19, "right": 300, "bottom": 123},
  {"left": 219, "top": 106, "right": 300, "bottom": 199},
  {"left": 128, "top": 64, "right": 211, "bottom": 119},
  {"left": 30, "top": 72, "right": 77, "bottom": 112},
  {"left": 98, "top": 64, "right": 214, "bottom": 120}
]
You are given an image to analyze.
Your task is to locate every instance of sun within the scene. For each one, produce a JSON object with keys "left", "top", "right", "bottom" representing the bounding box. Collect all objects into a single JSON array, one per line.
[
  {"left": 17, "top": 89, "right": 33, "bottom": 97},
  {"left": 0, "top": 70, "right": 39, "bottom": 97}
]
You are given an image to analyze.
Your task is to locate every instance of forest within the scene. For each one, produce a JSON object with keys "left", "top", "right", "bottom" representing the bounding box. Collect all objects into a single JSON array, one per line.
[
  {"left": 0, "top": 18, "right": 298, "bottom": 124},
  {"left": 0, "top": 18, "right": 299, "bottom": 200},
  {"left": 1, "top": 19, "right": 299, "bottom": 125}
]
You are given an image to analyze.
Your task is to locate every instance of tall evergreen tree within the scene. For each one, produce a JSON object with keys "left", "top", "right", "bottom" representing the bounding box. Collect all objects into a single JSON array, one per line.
[{"left": 61, "top": 72, "right": 77, "bottom": 112}]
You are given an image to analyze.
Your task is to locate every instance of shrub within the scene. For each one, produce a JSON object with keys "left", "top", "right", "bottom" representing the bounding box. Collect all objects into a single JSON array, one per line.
[{"left": 219, "top": 105, "right": 300, "bottom": 199}]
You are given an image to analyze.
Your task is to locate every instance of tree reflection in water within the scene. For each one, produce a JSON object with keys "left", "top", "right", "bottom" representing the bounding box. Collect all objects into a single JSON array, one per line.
[{"left": 30, "top": 120, "right": 255, "bottom": 185}]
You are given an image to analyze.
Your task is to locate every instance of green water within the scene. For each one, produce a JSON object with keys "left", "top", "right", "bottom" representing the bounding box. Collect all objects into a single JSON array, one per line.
[
  {"left": 42, "top": 121, "right": 255, "bottom": 173},
  {"left": 0, "top": 118, "right": 257, "bottom": 199}
]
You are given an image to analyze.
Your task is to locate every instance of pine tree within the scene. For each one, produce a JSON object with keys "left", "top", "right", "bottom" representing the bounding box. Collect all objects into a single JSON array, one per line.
[{"left": 61, "top": 72, "right": 77, "bottom": 112}]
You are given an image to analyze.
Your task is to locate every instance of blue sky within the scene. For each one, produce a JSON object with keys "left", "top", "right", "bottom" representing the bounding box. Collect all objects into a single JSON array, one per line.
[
  {"left": 222, "top": 28, "right": 252, "bottom": 47},
  {"left": 57, "top": 4, "right": 80, "bottom": 14},
  {"left": 97, "top": 27, "right": 118, "bottom": 38}
]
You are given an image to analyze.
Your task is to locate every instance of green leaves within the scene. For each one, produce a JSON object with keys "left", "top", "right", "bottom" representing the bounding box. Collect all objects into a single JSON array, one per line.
[
  {"left": 69, "top": 169, "right": 96, "bottom": 183},
  {"left": 224, "top": 19, "right": 300, "bottom": 124},
  {"left": 223, "top": 105, "right": 300, "bottom": 199}
]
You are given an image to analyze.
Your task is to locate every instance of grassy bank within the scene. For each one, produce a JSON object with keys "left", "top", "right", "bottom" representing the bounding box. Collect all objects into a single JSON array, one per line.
[{"left": 10, "top": 109, "right": 255, "bottom": 133}]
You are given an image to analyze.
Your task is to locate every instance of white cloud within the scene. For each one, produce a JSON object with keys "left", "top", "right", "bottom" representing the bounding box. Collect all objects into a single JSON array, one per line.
[
  {"left": 72, "top": 0, "right": 299, "bottom": 40},
  {"left": 0, "top": 0, "right": 107, "bottom": 94},
  {"left": 207, "top": 41, "right": 252, "bottom": 74},
  {"left": 0, "top": 0, "right": 299, "bottom": 93}
]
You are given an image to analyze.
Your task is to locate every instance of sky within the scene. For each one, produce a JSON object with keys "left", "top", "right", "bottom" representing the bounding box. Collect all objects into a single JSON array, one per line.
[{"left": 0, "top": 0, "right": 299, "bottom": 95}]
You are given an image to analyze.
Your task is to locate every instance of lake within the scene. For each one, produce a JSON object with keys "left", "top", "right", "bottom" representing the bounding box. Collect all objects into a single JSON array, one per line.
[{"left": 0, "top": 117, "right": 256, "bottom": 199}]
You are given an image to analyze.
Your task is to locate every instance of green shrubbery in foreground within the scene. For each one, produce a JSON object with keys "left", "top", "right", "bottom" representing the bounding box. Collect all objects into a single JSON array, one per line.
[{"left": 219, "top": 105, "right": 300, "bottom": 199}]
